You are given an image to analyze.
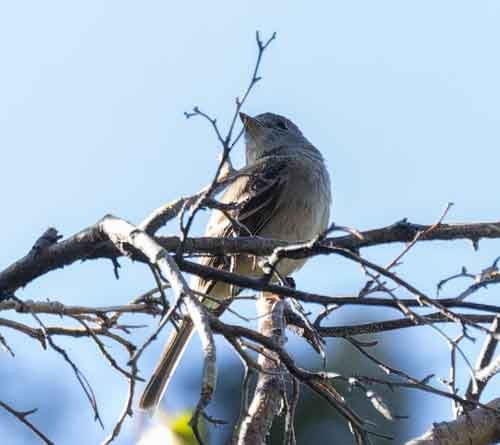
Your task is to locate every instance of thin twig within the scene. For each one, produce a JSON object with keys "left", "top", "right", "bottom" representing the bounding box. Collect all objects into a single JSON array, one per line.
[{"left": 0, "top": 401, "right": 54, "bottom": 445}]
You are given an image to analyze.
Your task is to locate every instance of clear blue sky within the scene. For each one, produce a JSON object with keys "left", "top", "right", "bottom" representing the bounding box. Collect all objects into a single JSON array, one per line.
[{"left": 1, "top": 1, "right": 500, "bottom": 444}]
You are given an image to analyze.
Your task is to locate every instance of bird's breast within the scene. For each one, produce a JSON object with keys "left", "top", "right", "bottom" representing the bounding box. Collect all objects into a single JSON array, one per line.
[{"left": 260, "top": 161, "right": 331, "bottom": 242}]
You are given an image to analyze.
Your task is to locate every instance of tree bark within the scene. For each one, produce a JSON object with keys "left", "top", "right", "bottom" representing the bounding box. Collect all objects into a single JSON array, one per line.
[
  {"left": 406, "top": 398, "right": 500, "bottom": 445},
  {"left": 235, "top": 293, "right": 286, "bottom": 445}
]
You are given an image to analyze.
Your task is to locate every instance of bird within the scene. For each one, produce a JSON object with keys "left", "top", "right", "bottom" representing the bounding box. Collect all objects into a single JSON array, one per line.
[{"left": 139, "top": 111, "right": 332, "bottom": 410}]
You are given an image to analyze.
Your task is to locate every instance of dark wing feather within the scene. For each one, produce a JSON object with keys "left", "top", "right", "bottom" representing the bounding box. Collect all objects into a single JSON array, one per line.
[
  {"left": 232, "top": 160, "right": 287, "bottom": 236},
  {"left": 197, "top": 159, "right": 288, "bottom": 296}
]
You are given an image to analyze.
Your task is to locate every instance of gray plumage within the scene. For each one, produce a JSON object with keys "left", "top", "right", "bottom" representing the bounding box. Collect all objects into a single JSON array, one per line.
[{"left": 139, "top": 112, "right": 332, "bottom": 410}]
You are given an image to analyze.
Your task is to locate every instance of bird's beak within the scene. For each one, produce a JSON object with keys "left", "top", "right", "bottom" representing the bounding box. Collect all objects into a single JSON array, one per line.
[
  {"left": 239, "top": 112, "right": 251, "bottom": 125},
  {"left": 239, "top": 112, "right": 261, "bottom": 137}
]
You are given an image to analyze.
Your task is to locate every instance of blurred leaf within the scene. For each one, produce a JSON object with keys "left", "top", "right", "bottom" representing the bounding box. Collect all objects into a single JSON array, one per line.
[
  {"left": 138, "top": 410, "right": 206, "bottom": 445},
  {"left": 170, "top": 411, "right": 200, "bottom": 445}
]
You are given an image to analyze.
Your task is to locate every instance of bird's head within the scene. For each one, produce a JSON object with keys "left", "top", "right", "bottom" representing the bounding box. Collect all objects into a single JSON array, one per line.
[{"left": 239, "top": 112, "right": 315, "bottom": 164}]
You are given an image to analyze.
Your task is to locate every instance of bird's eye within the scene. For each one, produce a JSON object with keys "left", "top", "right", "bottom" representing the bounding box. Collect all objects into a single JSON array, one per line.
[{"left": 275, "top": 121, "right": 288, "bottom": 130}]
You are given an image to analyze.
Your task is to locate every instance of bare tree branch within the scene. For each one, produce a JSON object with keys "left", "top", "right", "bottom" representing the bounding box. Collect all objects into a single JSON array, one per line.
[
  {"left": 0, "top": 401, "right": 54, "bottom": 445},
  {"left": 406, "top": 397, "right": 500, "bottom": 445},
  {"left": 235, "top": 293, "right": 286, "bottom": 444},
  {"left": 98, "top": 215, "right": 217, "bottom": 444},
  {"left": 465, "top": 316, "right": 500, "bottom": 405},
  {"left": 3, "top": 220, "right": 500, "bottom": 297}
]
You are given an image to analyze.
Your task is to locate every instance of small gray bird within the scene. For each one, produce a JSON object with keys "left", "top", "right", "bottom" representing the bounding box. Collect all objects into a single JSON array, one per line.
[{"left": 139, "top": 112, "right": 332, "bottom": 410}]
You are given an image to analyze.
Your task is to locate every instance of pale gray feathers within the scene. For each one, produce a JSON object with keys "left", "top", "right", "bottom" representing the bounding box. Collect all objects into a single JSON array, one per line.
[{"left": 139, "top": 112, "right": 332, "bottom": 410}]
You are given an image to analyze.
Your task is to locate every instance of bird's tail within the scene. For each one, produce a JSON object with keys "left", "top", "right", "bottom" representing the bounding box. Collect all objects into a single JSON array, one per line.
[{"left": 139, "top": 319, "right": 194, "bottom": 410}]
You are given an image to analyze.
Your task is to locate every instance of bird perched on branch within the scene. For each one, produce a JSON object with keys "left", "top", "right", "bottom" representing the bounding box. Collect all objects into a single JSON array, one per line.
[{"left": 139, "top": 111, "right": 332, "bottom": 410}]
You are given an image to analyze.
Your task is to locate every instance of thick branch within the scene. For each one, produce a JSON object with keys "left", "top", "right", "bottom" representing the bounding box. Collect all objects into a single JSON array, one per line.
[
  {"left": 3, "top": 239, "right": 500, "bottom": 316},
  {"left": 2, "top": 220, "right": 500, "bottom": 296},
  {"left": 465, "top": 317, "right": 500, "bottom": 404},
  {"left": 406, "top": 397, "right": 500, "bottom": 445},
  {"left": 236, "top": 293, "right": 286, "bottom": 445},
  {"left": 97, "top": 215, "right": 217, "bottom": 434}
]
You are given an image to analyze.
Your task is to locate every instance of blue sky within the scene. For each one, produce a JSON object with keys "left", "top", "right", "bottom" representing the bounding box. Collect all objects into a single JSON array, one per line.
[{"left": 1, "top": 1, "right": 500, "bottom": 444}]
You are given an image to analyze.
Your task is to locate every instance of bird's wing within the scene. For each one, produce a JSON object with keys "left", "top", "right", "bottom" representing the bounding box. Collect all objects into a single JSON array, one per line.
[
  {"left": 197, "top": 158, "right": 288, "bottom": 295},
  {"left": 207, "top": 158, "right": 288, "bottom": 237}
]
